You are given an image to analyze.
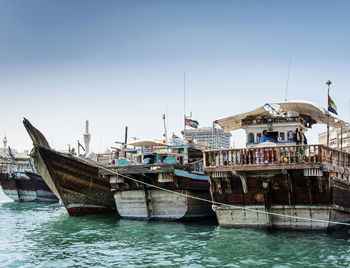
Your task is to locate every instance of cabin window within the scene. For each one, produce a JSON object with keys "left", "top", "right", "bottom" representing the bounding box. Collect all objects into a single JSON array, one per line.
[
  {"left": 256, "top": 133, "right": 261, "bottom": 142},
  {"left": 248, "top": 133, "right": 254, "bottom": 143},
  {"left": 287, "top": 131, "right": 294, "bottom": 141},
  {"left": 280, "top": 132, "right": 285, "bottom": 141}
]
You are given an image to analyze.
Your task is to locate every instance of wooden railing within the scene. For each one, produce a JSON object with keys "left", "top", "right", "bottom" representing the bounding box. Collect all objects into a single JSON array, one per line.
[{"left": 203, "top": 144, "right": 350, "bottom": 169}]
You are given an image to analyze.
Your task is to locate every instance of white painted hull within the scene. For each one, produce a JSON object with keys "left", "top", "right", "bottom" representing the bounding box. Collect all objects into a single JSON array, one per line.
[
  {"left": 2, "top": 189, "right": 37, "bottom": 202},
  {"left": 114, "top": 189, "right": 213, "bottom": 221},
  {"left": 213, "top": 205, "right": 350, "bottom": 230}
]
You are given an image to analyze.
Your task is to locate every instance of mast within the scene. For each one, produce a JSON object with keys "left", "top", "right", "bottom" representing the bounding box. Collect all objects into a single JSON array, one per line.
[
  {"left": 183, "top": 72, "right": 186, "bottom": 137},
  {"left": 162, "top": 114, "right": 168, "bottom": 144},
  {"left": 326, "top": 80, "right": 332, "bottom": 147},
  {"left": 124, "top": 126, "right": 128, "bottom": 157}
]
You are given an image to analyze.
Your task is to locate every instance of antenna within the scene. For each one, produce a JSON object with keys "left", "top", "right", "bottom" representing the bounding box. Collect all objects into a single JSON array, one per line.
[
  {"left": 284, "top": 59, "right": 292, "bottom": 101},
  {"left": 183, "top": 72, "right": 186, "bottom": 135}
]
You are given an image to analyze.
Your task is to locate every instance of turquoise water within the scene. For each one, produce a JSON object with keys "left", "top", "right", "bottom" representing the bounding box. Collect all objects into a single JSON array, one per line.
[{"left": 1, "top": 190, "right": 350, "bottom": 268}]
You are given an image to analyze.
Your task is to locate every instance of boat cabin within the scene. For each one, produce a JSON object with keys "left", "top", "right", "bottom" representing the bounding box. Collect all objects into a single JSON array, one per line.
[
  {"left": 114, "top": 140, "right": 204, "bottom": 169},
  {"left": 205, "top": 101, "right": 348, "bottom": 169},
  {"left": 243, "top": 114, "right": 308, "bottom": 147},
  {"left": 214, "top": 102, "right": 339, "bottom": 149}
]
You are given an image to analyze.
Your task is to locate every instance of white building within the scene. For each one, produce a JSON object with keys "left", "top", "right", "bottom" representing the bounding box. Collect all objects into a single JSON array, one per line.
[
  {"left": 318, "top": 128, "right": 350, "bottom": 153},
  {"left": 184, "top": 127, "right": 232, "bottom": 149}
]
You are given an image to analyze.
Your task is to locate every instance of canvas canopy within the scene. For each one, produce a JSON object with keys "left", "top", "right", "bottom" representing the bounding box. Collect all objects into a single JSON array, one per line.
[
  {"left": 215, "top": 100, "right": 347, "bottom": 133},
  {"left": 127, "top": 140, "right": 169, "bottom": 147}
]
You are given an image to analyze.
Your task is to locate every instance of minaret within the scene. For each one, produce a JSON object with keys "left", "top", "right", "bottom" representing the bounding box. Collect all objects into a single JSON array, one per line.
[
  {"left": 3, "top": 136, "right": 7, "bottom": 152},
  {"left": 83, "top": 120, "right": 91, "bottom": 155}
]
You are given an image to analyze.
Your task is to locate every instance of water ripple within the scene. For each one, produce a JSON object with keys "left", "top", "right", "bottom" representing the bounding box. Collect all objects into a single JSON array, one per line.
[{"left": 1, "top": 190, "right": 350, "bottom": 267}]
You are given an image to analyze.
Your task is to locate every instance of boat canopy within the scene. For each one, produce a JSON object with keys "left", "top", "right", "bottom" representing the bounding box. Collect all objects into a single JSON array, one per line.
[
  {"left": 127, "top": 140, "right": 169, "bottom": 147},
  {"left": 215, "top": 100, "right": 346, "bottom": 132}
]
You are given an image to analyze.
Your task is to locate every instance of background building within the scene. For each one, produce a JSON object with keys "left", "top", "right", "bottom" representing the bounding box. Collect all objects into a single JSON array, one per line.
[
  {"left": 318, "top": 128, "right": 350, "bottom": 153},
  {"left": 184, "top": 127, "right": 232, "bottom": 149}
]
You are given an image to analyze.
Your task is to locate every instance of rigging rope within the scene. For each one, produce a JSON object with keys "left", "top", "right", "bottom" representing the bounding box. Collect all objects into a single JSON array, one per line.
[{"left": 73, "top": 154, "right": 350, "bottom": 227}]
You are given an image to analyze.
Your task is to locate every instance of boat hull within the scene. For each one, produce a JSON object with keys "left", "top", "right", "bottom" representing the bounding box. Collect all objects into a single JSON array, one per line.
[
  {"left": 213, "top": 205, "right": 335, "bottom": 230},
  {"left": 114, "top": 189, "right": 213, "bottom": 221},
  {"left": 208, "top": 169, "right": 350, "bottom": 231},
  {"left": 0, "top": 171, "right": 58, "bottom": 202},
  {"left": 35, "top": 146, "right": 116, "bottom": 216},
  {"left": 110, "top": 166, "right": 214, "bottom": 221}
]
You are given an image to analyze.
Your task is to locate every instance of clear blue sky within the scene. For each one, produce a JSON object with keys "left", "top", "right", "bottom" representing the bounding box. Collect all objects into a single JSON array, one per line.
[{"left": 1, "top": 0, "right": 349, "bottom": 151}]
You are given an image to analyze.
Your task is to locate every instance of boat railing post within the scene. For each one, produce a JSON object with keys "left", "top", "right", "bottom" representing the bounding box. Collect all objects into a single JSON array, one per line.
[
  {"left": 276, "top": 147, "right": 281, "bottom": 164},
  {"left": 240, "top": 149, "right": 243, "bottom": 166},
  {"left": 184, "top": 146, "right": 189, "bottom": 164}
]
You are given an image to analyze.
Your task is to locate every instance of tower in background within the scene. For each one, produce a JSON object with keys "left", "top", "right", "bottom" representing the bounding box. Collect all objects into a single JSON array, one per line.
[
  {"left": 3, "top": 136, "right": 7, "bottom": 152},
  {"left": 83, "top": 120, "right": 91, "bottom": 155}
]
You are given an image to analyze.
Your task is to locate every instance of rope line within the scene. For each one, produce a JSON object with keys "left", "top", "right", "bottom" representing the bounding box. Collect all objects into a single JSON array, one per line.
[{"left": 72, "top": 154, "right": 350, "bottom": 227}]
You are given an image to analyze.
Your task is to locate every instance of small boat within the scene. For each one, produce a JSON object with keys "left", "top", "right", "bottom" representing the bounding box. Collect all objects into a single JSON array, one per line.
[
  {"left": 23, "top": 118, "right": 116, "bottom": 215},
  {"left": 106, "top": 140, "right": 214, "bottom": 221},
  {"left": 0, "top": 157, "right": 58, "bottom": 202},
  {"left": 203, "top": 101, "right": 350, "bottom": 231}
]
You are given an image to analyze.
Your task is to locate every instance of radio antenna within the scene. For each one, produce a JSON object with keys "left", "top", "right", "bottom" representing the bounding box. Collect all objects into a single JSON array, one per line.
[{"left": 284, "top": 59, "right": 292, "bottom": 101}]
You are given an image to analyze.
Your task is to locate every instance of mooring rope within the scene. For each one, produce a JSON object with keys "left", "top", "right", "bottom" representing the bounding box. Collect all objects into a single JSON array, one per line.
[{"left": 72, "top": 154, "right": 350, "bottom": 227}]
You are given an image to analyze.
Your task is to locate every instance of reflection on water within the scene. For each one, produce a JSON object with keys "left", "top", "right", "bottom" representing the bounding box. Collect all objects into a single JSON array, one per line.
[{"left": 1, "top": 190, "right": 350, "bottom": 267}]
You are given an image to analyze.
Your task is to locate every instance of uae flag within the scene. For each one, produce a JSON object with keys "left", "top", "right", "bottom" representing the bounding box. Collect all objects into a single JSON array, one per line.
[
  {"left": 185, "top": 118, "right": 199, "bottom": 129},
  {"left": 328, "top": 95, "right": 338, "bottom": 115}
]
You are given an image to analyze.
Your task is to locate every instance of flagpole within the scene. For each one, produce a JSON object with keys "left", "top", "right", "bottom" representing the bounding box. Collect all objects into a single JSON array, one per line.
[
  {"left": 326, "top": 80, "right": 332, "bottom": 147},
  {"left": 340, "top": 122, "right": 343, "bottom": 151}
]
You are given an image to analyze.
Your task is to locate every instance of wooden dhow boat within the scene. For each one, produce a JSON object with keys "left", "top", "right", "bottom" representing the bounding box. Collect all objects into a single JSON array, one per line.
[
  {"left": 23, "top": 118, "right": 116, "bottom": 215},
  {"left": 0, "top": 157, "right": 58, "bottom": 202},
  {"left": 203, "top": 101, "right": 350, "bottom": 231},
  {"left": 106, "top": 140, "right": 214, "bottom": 221}
]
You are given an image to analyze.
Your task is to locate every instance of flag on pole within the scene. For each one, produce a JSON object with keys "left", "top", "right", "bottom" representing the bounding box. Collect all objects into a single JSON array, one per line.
[
  {"left": 185, "top": 118, "right": 199, "bottom": 129},
  {"left": 328, "top": 95, "right": 338, "bottom": 115}
]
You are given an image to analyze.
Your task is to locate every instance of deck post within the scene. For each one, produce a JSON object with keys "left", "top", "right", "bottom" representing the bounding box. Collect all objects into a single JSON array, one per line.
[
  {"left": 183, "top": 146, "right": 188, "bottom": 164},
  {"left": 286, "top": 172, "right": 294, "bottom": 205},
  {"left": 262, "top": 180, "right": 272, "bottom": 230}
]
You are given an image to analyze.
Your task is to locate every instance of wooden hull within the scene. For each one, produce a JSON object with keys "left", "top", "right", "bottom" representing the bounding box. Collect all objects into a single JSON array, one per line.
[
  {"left": 110, "top": 167, "right": 214, "bottom": 221},
  {"left": 0, "top": 171, "right": 58, "bottom": 202},
  {"left": 35, "top": 146, "right": 116, "bottom": 216},
  {"left": 209, "top": 169, "right": 350, "bottom": 231}
]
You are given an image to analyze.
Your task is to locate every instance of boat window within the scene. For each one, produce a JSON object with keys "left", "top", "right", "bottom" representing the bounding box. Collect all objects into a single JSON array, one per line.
[
  {"left": 267, "top": 131, "right": 278, "bottom": 141},
  {"left": 248, "top": 133, "right": 254, "bottom": 143},
  {"left": 280, "top": 132, "right": 285, "bottom": 141},
  {"left": 287, "top": 131, "right": 294, "bottom": 141}
]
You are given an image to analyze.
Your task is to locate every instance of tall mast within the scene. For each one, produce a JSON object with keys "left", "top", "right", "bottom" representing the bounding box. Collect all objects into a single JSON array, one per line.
[
  {"left": 163, "top": 114, "right": 168, "bottom": 144},
  {"left": 284, "top": 59, "right": 292, "bottom": 101},
  {"left": 326, "top": 80, "right": 332, "bottom": 147}
]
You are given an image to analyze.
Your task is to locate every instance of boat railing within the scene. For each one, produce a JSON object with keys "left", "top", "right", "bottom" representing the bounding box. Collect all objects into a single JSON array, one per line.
[{"left": 203, "top": 144, "right": 350, "bottom": 169}]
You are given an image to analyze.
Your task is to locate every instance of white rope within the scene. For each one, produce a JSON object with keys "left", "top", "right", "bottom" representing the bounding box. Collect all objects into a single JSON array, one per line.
[{"left": 74, "top": 154, "right": 350, "bottom": 227}]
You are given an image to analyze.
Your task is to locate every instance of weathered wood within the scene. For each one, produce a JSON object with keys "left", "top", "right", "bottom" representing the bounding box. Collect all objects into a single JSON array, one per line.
[
  {"left": 35, "top": 146, "right": 116, "bottom": 216},
  {"left": 286, "top": 172, "right": 294, "bottom": 205}
]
